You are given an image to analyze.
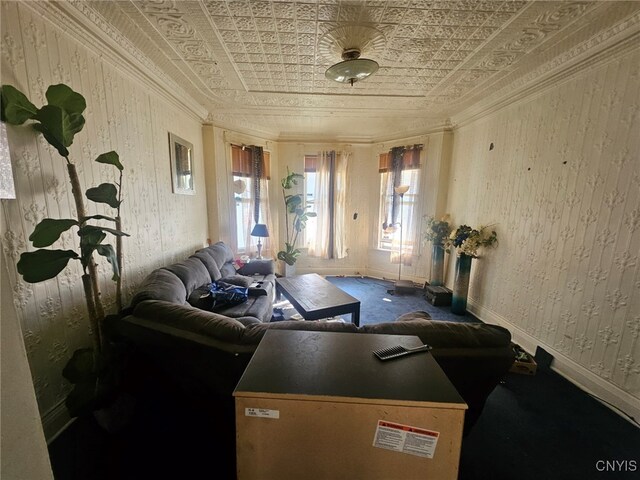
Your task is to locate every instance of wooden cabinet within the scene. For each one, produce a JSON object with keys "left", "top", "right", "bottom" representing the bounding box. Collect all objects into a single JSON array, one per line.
[{"left": 234, "top": 330, "right": 467, "bottom": 480}]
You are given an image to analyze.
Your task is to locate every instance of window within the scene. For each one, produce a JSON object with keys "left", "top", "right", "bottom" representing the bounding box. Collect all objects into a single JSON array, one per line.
[
  {"left": 378, "top": 146, "right": 422, "bottom": 260},
  {"left": 233, "top": 175, "right": 253, "bottom": 251},
  {"left": 231, "top": 145, "right": 272, "bottom": 254},
  {"left": 304, "top": 152, "right": 349, "bottom": 259}
]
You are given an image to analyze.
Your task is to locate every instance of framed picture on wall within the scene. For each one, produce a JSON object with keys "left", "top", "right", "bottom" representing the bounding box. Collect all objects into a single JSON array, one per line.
[{"left": 169, "top": 132, "right": 195, "bottom": 195}]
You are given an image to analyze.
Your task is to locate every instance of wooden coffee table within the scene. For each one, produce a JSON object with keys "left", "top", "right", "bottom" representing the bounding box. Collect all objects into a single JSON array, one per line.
[{"left": 275, "top": 273, "right": 361, "bottom": 326}]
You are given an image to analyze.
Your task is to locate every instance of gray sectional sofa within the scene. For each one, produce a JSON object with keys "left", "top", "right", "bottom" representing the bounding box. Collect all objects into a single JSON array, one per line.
[{"left": 117, "top": 241, "right": 514, "bottom": 432}]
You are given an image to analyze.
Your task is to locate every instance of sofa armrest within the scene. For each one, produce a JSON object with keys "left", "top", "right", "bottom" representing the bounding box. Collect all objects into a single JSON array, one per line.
[
  {"left": 132, "top": 300, "right": 247, "bottom": 344},
  {"left": 238, "top": 259, "right": 275, "bottom": 276},
  {"left": 116, "top": 314, "right": 256, "bottom": 396}
]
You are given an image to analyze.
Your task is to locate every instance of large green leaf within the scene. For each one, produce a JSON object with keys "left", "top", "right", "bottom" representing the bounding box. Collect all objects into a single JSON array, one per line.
[
  {"left": 95, "top": 244, "right": 119, "bottom": 280},
  {"left": 277, "top": 244, "right": 300, "bottom": 265},
  {"left": 284, "top": 194, "right": 302, "bottom": 214},
  {"left": 86, "top": 183, "right": 120, "bottom": 208},
  {"left": 17, "top": 249, "right": 78, "bottom": 283},
  {"left": 78, "top": 225, "right": 106, "bottom": 267},
  {"left": 78, "top": 225, "right": 107, "bottom": 245},
  {"left": 0, "top": 85, "right": 38, "bottom": 124},
  {"left": 45, "top": 84, "right": 86, "bottom": 115},
  {"left": 79, "top": 223, "right": 128, "bottom": 241},
  {"left": 95, "top": 226, "right": 129, "bottom": 237},
  {"left": 95, "top": 151, "right": 123, "bottom": 171},
  {"left": 83, "top": 214, "right": 116, "bottom": 223},
  {"left": 33, "top": 105, "right": 85, "bottom": 156},
  {"left": 281, "top": 170, "right": 304, "bottom": 189},
  {"left": 29, "top": 218, "right": 78, "bottom": 248}
]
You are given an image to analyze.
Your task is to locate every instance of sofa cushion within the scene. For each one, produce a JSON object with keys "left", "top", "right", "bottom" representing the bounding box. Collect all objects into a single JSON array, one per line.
[
  {"left": 360, "top": 315, "right": 511, "bottom": 349},
  {"left": 163, "top": 257, "right": 211, "bottom": 296},
  {"left": 238, "top": 260, "right": 275, "bottom": 276},
  {"left": 132, "top": 300, "right": 246, "bottom": 343},
  {"left": 187, "top": 285, "right": 214, "bottom": 311},
  {"left": 208, "top": 242, "right": 234, "bottom": 268},
  {"left": 241, "top": 320, "right": 359, "bottom": 345},
  {"left": 130, "top": 268, "right": 187, "bottom": 307},
  {"left": 191, "top": 251, "right": 222, "bottom": 281},
  {"left": 216, "top": 295, "right": 272, "bottom": 323},
  {"left": 220, "top": 263, "right": 236, "bottom": 277},
  {"left": 220, "top": 274, "right": 254, "bottom": 288}
]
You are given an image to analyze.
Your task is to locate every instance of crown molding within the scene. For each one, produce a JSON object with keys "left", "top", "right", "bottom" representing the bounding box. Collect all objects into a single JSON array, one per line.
[
  {"left": 275, "top": 120, "right": 450, "bottom": 144},
  {"left": 276, "top": 133, "right": 376, "bottom": 144},
  {"left": 451, "top": 11, "right": 640, "bottom": 129},
  {"left": 25, "top": 1, "right": 208, "bottom": 122}
]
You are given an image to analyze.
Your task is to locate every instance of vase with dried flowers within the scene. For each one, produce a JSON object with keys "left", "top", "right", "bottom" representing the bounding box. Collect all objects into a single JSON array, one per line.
[
  {"left": 444, "top": 224, "right": 498, "bottom": 314},
  {"left": 423, "top": 214, "right": 452, "bottom": 286}
]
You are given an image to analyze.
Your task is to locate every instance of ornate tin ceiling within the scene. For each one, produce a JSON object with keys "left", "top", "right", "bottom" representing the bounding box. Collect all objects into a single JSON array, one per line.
[{"left": 73, "top": 1, "right": 640, "bottom": 140}]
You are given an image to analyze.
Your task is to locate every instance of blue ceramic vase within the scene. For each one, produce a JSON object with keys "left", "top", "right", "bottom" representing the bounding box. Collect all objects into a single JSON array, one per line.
[
  {"left": 451, "top": 253, "right": 472, "bottom": 315},
  {"left": 430, "top": 243, "right": 445, "bottom": 286}
]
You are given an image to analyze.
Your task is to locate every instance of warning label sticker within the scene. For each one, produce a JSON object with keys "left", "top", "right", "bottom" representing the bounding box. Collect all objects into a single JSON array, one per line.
[
  {"left": 245, "top": 408, "right": 279, "bottom": 419},
  {"left": 372, "top": 420, "right": 439, "bottom": 458}
]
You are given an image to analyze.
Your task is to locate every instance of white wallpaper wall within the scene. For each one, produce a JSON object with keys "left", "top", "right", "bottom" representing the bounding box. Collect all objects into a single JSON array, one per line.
[
  {"left": 1, "top": 2, "right": 208, "bottom": 437},
  {"left": 446, "top": 48, "right": 639, "bottom": 416}
]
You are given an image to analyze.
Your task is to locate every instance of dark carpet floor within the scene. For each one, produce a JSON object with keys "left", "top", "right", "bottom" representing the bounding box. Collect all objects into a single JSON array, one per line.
[
  {"left": 48, "top": 361, "right": 639, "bottom": 480},
  {"left": 321, "top": 275, "right": 479, "bottom": 324},
  {"left": 48, "top": 277, "right": 639, "bottom": 479}
]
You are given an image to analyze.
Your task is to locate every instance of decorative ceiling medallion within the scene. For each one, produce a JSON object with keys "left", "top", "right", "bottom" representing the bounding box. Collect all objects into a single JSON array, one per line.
[{"left": 317, "top": 24, "right": 386, "bottom": 64}]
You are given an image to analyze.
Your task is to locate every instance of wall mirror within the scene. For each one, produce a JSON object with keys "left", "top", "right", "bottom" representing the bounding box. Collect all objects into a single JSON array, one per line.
[{"left": 169, "top": 132, "right": 195, "bottom": 195}]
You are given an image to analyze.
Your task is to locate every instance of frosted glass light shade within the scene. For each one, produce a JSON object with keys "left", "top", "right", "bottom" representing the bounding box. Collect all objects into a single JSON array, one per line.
[
  {"left": 394, "top": 185, "right": 410, "bottom": 195},
  {"left": 325, "top": 58, "right": 379, "bottom": 85}
]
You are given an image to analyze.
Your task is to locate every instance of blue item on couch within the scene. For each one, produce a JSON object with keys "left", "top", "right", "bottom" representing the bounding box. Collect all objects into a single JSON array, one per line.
[{"left": 209, "top": 281, "right": 248, "bottom": 310}]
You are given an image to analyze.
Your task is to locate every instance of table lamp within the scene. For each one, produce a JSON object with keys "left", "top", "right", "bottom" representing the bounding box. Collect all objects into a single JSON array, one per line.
[{"left": 251, "top": 223, "right": 269, "bottom": 259}]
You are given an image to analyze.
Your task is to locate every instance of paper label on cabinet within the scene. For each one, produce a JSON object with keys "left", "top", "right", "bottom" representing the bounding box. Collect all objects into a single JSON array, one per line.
[
  {"left": 373, "top": 420, "right": 439, "bottom": 458},
  {"left": 245, "top": 407, "right": 279, "bottom": 419}
]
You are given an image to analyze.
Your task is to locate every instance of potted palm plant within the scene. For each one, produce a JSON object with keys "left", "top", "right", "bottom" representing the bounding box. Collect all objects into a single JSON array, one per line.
[{"left": 277, "top": 167, "right": 315, "bottom": 276}]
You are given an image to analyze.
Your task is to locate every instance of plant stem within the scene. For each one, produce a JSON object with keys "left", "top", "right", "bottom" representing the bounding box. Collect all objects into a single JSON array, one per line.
[
  {"left": 282, "top": 188, "right": 290, "bottom": 244},
  {"left": 115, "top": 216, "right": 122, "bottom": 313},
  {"left": 115, "top": 169, "right": 123, "bottom": 313},
  {"left": 81, "top": 274, "right": 100, "bottom": 353},
  {"left": 67, "top": 161, "right": 104, "bottom": 351}
]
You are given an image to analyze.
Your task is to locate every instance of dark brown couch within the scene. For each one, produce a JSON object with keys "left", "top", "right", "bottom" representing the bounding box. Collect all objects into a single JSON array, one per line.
[{"left": 117, "top": 242, "right": 514, "bottom": 433}]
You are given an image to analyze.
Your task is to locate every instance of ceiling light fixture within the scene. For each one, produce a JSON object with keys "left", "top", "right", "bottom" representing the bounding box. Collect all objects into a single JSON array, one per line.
[{"left": 325, "top": 48, "right": 379, "bottom": 86}]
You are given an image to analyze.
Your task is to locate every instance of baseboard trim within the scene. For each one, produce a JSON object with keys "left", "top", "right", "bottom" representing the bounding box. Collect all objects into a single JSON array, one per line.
[
  {"left": 42, "top": 399, "right": 72, "bottom": 444},
  {"left": 468, "top": 300, "right": 640, "bottom": 425},
  {"left": 363, "top": 268, "right": 426, "bottom": 285}
]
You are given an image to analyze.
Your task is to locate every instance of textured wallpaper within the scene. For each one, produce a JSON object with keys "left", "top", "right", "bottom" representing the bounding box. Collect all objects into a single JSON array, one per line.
[
  {"left": 447, "top": 49, "right": 639, "bottom": 406},
  {"left": 1, "top": 2, "right": 208, "bottom": 436}
]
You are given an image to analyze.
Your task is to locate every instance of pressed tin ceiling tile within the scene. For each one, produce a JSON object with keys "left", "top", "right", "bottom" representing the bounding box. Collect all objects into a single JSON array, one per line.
[{"left": 78, "top": 0, "right": 640, "bottom": 139}]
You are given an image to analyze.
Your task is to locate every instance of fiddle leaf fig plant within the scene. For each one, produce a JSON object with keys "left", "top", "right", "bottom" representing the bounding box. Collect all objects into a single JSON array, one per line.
[
  {"left": 1, "top": 83, "right": 129, "bottom": 418},
  {"left": 277, "top": 167, "right": 315, "bottom": 266}
]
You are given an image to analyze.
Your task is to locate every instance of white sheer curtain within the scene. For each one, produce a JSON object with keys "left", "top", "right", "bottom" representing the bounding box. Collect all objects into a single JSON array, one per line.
[
  {"left": 389, "top": 168, "right": 420, "bottom": 266},
  {"left": 378, "top": 145, "right": 422, "bottom": 266},
  {"left": 333, "top": 151, "right": 349, "bottom": 259},
  {"left": 391, "top": 169, "right": 420, "bottom": 265},
  {"left": 234, "top": 146, "right": 274, "bottom": 258},
  {"left": 309, "top": 150, "right": 349, "bottom": 259}
]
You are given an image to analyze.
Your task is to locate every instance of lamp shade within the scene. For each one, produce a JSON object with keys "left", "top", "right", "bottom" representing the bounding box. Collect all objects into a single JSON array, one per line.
[
  {"left": 251, "top": 223, "right": 269, "bottom": 238},
  {"left": 394, "top": 185, "right": 410, "bottom": 195}
]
